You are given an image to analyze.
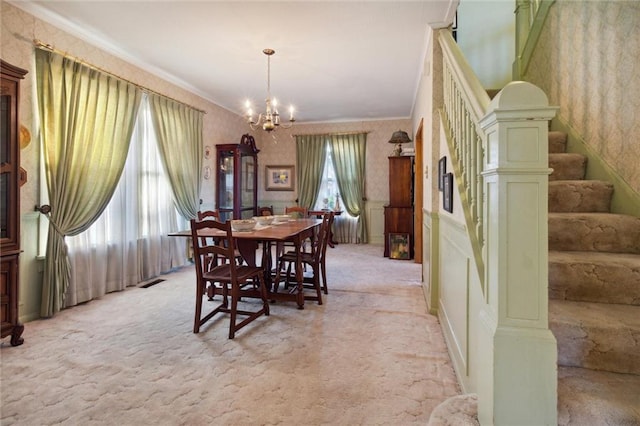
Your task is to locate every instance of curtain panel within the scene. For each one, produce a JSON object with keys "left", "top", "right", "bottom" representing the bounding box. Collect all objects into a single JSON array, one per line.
[
  {"left": 295, "top": 134, "right": 327, "bottom": 209},
  {"left": 148, "top": 94, "right": 203, "bottom": 220},
  {"left": 330, "top": 133, "right": 368, "bottom": 243},
  {"left": 35, "top": 48, "right": 142, "bottom": 317},
  {"left": 64, "top": 96, "right": 188, "bottom": 307}
]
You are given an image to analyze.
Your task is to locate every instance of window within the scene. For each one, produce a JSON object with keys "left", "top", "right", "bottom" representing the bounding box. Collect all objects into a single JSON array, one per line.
[
  {"left": 313, "top": 145, "right": 358, "bottom": 243},
  {"left": 60, "top": 95, "right": 188, "bottom": 306},
  {"left": 313, "top": 144, "right": 341, "bottom": 211}
]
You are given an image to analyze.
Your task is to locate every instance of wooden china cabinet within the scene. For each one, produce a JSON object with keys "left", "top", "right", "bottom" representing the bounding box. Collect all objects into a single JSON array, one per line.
[
  {"left": 383, "top": 156, "right": 414, "bottom": 260},
  {"left": 215, "top": 134, "right": 259, "bottom": 222},
  {"left": 1, "top": 60, "right": 27, "bottom": 346}
]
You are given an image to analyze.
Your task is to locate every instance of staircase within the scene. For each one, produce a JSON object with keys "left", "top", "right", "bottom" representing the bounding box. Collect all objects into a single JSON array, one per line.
[{"left": 547, "top": 131, "right": 640, "bottom": 425}]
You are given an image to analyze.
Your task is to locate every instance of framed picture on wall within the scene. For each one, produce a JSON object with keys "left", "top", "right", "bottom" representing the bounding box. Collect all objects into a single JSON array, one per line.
[
  {"left": 443, "top": 172, "right": 453, "bottom": 213},
  {"left": 265, "top": 165, "right": 295, "bottom": 191},
  {"left": 438, "top": 156, "right": 447, "bottom": 191}
]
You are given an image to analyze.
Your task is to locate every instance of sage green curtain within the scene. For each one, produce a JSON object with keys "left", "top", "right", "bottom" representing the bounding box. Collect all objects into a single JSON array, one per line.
[
  {"left": 148, "top": 93, "right": 203, "bottom": 220},
  {"left": 295, "top": 134, "right": 327, "bottom": 208},
  {"left": 35, "top": 48, "right": 142, "bottom": 317},
  {"left": 330, "top": 133, "right": 368, "bottom": 243}
]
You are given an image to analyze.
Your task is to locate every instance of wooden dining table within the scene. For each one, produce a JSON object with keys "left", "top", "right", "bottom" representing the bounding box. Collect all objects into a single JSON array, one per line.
[{"left": 170, "top": 218, "right": 322, "bottom": 309}]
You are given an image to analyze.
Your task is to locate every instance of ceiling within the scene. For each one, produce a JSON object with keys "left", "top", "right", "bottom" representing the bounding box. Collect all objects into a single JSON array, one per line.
[{"left": 14, "top": 1, "right": 457, "bottom": 123}]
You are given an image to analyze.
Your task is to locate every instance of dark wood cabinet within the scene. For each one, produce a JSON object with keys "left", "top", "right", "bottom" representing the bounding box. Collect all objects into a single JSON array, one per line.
[
  {"left": 388, "top": 156, "right": 413, "bottom": 206},
  {"left": 215, "top": 134, "right": 259, "bottom": 222},
  {"left": 384, "top": 156, "right": 414, "bottom": 259},
  {"left": 1, "top": 60, "right": 27, "bottom": 346}
]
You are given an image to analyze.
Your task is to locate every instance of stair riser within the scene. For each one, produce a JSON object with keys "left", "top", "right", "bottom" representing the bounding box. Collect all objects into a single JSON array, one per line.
[
  {"left": 549, "top": 131, "right": 567, "bottom": 154},
  {"left": 549, "top": 154, "right": 587, "bottom": 181},
  {"left": 549, "top": 261, "right": 640, "bottom": 306},
  {"left": 551, "top": 322, "right": 640, "bottom": 375},
  {"left": 549, "top": 215, "right": 640, "bottom": 254},
  {"left": 548, "top": 181, "right": 613, "bottom": 213}
]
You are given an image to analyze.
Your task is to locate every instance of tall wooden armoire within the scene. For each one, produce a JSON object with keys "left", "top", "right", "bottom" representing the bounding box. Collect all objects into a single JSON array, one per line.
[{"left": 383, "top": 156, "right": 414, "bottom": 259}]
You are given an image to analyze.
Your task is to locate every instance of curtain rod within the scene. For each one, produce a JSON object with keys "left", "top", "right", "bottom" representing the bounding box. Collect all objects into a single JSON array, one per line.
[
  {"left": 292, "top": 130, "right": 371, "bottom": 137},
  {"left": 34, "top": 40, "right": 207, "bottom": 115}
]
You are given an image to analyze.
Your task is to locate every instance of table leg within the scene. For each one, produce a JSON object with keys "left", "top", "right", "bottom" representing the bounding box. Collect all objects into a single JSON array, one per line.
[
  {"left": 236, "top": 240, "right": 258, "bottom": 266},
  {"left": 294, "top": 237, "right": 305, "bottom": 309}
]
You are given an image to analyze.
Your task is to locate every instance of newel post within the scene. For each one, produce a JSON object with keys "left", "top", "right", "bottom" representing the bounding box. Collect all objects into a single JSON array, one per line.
[{"left": 477, "top": 81, "right": 558, "bottom": 425}]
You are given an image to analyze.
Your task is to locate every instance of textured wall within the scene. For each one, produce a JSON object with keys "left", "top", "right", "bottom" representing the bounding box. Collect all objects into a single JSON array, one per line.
[
  {"left": 253, "top": 119, "right": 412, "bottom": 209},
  {"left": 1, "top": 1, "right": 250, "bottom": 217},
  {"left": 2, "top": 1, "right": 411, "bottom": 216},
  {"left": 525, "top": 0, "right": 640, "bottom": 194}
]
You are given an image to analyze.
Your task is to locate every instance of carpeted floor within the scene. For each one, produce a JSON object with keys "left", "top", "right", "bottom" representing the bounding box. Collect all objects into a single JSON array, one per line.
[{"left": 1, "top": 244, "right": 460, "bottom": 425}]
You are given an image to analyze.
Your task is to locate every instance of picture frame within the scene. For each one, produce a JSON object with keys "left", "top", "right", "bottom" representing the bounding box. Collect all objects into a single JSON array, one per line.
[
  {"left": 438, "top": 156, "right": 447, "bottom": 191},
  {"left": 443, "top": 172, "right": 453, "bottom": 213},
  {"left": 389, "top": 233, "right": 411, "bottom": 260},
  {"left": 265, "top": 165, "right": 295, "bottom": 191}
]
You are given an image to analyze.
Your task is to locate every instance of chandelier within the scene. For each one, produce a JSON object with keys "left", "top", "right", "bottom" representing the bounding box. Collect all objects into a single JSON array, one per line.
[{"left": 245, "top": 48, "right": 295, "bottom": 132}]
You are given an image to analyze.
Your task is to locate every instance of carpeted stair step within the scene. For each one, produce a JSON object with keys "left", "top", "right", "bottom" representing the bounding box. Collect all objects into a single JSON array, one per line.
[
  {"left": 549, "top": 153, "right": 587, "bottom": 181},
  {"left": 549, "top": 300, "right": 640, "bottom": 374},
  {"left": 549, "top": 180, "right": 613, "bottom": 212},
  {"left": 549, "top": 131, "right": 568, "bottom": 154},
  {"left": 549, "top": 251, "right": 640, "bottom": 305},
  {"left": 549, "top": 212, "right": 640, "bottom": 253},
  {"left": 557, "top": 366, "right": 640, "bottom": 425}
]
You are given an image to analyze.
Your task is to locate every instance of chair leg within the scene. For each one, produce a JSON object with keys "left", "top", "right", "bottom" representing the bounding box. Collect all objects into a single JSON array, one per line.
[
  {"left": 321, "top": 261, "right": 328, "bottom": 294},
  {"left": 313, "top": 265, "right": 323, "bottom": 305},
  {"left": 258, "top": 275, "right": 270, "bottom": 316},
  {"left": 194, "top": 281, "right": 205, "bottom": 333},
  {"left": 229, "top": 283, "right": 239, "bottom": 339}
]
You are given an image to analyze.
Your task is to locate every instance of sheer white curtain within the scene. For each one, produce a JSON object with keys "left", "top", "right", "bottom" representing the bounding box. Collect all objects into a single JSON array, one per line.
[
  {"left": 65, "top": 95, "right": 188, "bottom": 306},
  {"left": 313, "top": 145, "right": 358, "bottom": 243}
]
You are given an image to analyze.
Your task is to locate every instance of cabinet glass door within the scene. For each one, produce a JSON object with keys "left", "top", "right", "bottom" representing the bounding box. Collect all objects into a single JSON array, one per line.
[
  {"left": 217, "top": 152, "right": 234, "bottom": 222},
  {"left": 239, "top": 154, "right": 255, "bottom": 219}
]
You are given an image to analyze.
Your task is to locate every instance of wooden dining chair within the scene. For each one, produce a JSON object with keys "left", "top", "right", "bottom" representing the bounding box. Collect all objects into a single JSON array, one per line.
[
  {"left": 190, "top": 218, "right": 270, "bottom": 339},
  {"left": 258, "top": 205, "right": 274, "bottom": 216},
  {"left": 284, "top": 206, "right": 310, "bottom": 252},
  {"left": 197, "top": 210, "right": 243, "bottom": 266},
  {"left": 318, "top": 211, "right": 335, "bottom": 294},
  {"left": 272, "top": 212, "right": 332, "bottom": 305},
  {"left": 285, "top": 206, "right": 308, "bottom": 219}
]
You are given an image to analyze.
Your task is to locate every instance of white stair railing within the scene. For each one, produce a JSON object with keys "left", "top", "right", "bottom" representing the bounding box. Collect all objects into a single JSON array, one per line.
[{"left": 439, "top": 30, "right": 491, "bottom": 288}]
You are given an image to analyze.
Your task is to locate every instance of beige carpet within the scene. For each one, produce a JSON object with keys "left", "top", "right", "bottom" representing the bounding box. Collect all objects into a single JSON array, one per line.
[{"left": 1, "top": 244, "right": 460, "bottom": 425}]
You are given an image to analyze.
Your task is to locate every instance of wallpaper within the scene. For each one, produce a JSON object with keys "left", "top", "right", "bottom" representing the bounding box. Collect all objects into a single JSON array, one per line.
[
  {"left": 525, "top": 0, "right": 640, "bottom": 195},
  {"left": 2, "top": 0, "right": 409, "bottom": 219},
  {"left": 1, "top": 1, "right": 249, "bottom": 217},
  {"left": 252, "top": 119, "right": 412, "bottom": 208},
  {"left": 2, "top": 0, "right": 412, "bottom": 320}
]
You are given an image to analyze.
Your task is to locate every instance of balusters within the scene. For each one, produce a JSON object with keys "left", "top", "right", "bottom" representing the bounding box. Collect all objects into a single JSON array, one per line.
[{"left": 441, "top": 52, "right": 485, "bottom": 254}]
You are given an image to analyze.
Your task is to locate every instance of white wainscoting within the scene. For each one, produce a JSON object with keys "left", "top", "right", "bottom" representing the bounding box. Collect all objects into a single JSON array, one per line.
[
  {"left": 438, "top": 215, "right": 471, "bottom": 376},
  {"left": 435, "top": 213, "right": 484, "bottom": 393},
  {"left": 367, "top": 201, "right": 386, "bottom": 245}
]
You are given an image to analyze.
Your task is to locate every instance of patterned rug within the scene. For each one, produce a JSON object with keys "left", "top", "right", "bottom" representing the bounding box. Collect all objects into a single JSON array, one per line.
[{"left": 1, "top": 244, "right": 460, "bottom": 425}]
